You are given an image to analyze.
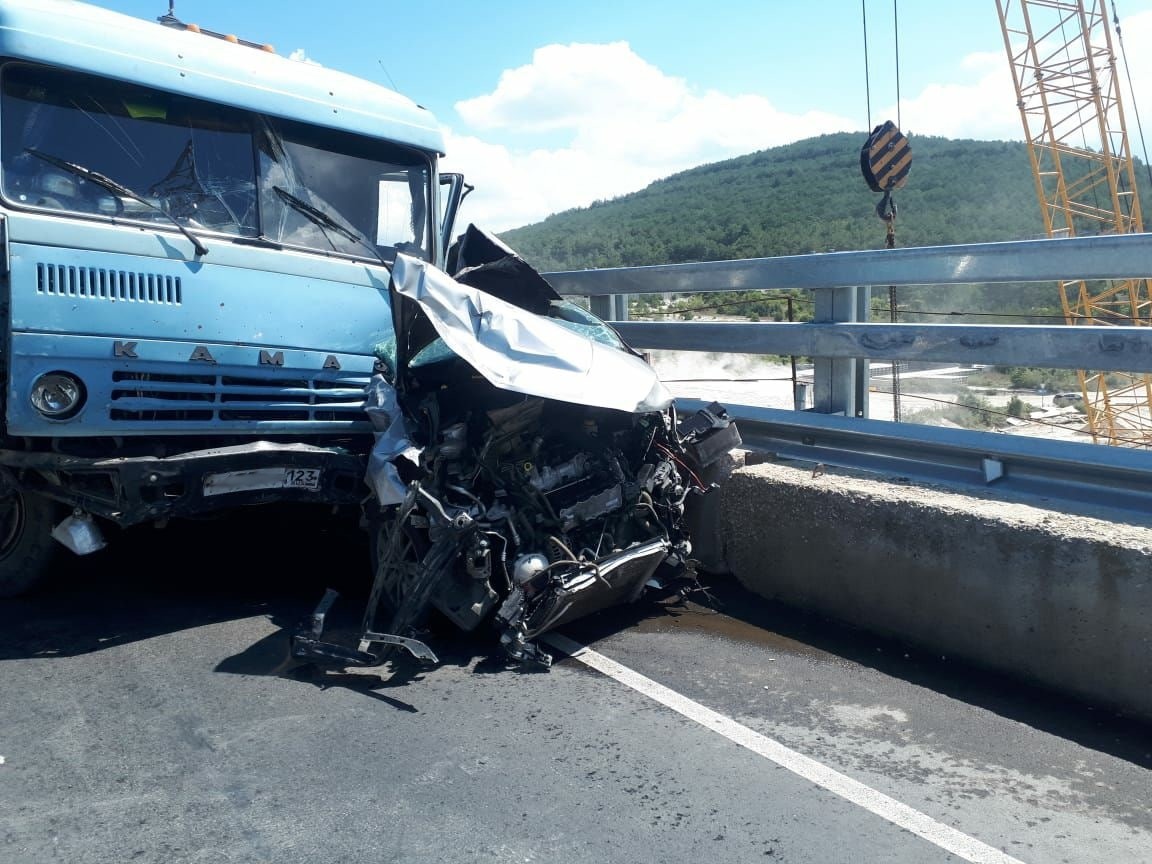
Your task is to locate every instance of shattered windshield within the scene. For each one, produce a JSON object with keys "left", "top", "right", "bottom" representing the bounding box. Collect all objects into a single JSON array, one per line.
[
  {"left": 1, "top": 64, "right": 257, "bottom": 236},
  {"left": 257, "top": 117, "right": 430, "bottom": 261},
  {"left": 0, "top": 62, "right": 432, "bottom": 262}
]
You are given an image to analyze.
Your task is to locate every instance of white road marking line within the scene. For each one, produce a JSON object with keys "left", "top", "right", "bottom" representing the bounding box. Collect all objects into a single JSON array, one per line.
[{"left": 544, "top": 633, "right": 1028, "bottom": 864}]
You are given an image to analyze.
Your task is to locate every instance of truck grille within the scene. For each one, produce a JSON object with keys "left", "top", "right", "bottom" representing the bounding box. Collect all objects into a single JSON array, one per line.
[
  {"left": 37, "top": 263, "right": 182, "bottom": 305},
  {"left": 109, "top": 370, "right": 370, "bottom": 424}
]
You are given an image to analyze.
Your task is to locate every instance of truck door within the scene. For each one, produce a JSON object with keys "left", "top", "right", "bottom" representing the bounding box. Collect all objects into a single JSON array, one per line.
[{"left": 438, "top": 173, "right": 470, "bottom": 270}]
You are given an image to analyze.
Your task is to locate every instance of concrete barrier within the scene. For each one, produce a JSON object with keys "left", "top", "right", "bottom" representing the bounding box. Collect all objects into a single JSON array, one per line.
[{"left": 716, "top": 459, "right": 1152, "bottom": 722}]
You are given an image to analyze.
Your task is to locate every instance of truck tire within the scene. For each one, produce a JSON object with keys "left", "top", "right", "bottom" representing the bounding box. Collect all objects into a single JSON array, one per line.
[{"left": 0, "top": 489, "right": 60, "bottom": 597}]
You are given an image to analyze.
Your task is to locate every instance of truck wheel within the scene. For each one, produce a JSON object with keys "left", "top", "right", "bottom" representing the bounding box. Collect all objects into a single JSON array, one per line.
[{"left": 0, "top": 490, "right": 60, "bottom": 597}]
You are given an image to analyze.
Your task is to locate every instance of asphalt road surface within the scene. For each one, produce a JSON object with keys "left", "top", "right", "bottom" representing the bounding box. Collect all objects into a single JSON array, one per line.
[{"left": 1, "top": 506, "right": 1149, "bottom": 864}]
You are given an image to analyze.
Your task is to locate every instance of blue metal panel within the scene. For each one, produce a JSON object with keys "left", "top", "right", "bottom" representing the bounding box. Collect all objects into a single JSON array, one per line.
[
  {"left": 0, "top": 0, "right": 444, "bottom": 153},
  {"left": 7, "top": 240, "right": 393, "bottom": 353},
  {"left": 4, "top": 214, "right": 395, "bottom": 436},
  {"left": 5, "top": 211, "right": 395, "bottom": 281},
  {"left": 6, "top": 332, "right": 374, "bottom": 436}
]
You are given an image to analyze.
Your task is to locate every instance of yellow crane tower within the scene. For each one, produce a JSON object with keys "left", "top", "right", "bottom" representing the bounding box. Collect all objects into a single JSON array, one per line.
[{"left": 995, "top": 0, "right": 1152, "bottom": 446}]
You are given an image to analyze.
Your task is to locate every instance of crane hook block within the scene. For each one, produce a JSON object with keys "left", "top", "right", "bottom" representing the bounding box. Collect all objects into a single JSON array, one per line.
[{"left": 860, "top": 120, "right": 911, "bottom": 193}]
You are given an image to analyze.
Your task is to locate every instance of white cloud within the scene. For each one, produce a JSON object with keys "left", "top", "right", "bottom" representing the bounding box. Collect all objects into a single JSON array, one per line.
[
  {"left": 456, "top": 42, "right": 683, "bottom": 134},
  {"left": 1119, "top": 10, "right": 1152, "bottom": 133},
  {"left": 288, "top": 48, "right": 321, "bottom": 66},
  {"left": 886, "top": 50, "right": 1022, "bottom": 141},
  {"left": 890, "top": 10, "right": 1152, "bottom": 144},
  {"left": 444, "top": 19, "right": 1152, "bottom": 233},
  {"left": 445, "top": 41, "right": 855, "bottom": 232}
]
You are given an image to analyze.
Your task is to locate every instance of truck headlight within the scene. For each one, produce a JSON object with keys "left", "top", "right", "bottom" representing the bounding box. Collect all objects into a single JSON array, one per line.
[{"left": 30, "top": 372, "right": 85, "bottom": 419}]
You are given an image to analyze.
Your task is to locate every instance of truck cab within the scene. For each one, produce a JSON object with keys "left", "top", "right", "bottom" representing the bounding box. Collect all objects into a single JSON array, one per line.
[{"left": 0, "top": 0, "right": 466, "bottom": 594}]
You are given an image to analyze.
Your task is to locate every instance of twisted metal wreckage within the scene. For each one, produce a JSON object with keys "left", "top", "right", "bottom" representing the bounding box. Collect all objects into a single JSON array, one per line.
[{"left": 293, "top": 227, "right": 741, "bottom": 669}]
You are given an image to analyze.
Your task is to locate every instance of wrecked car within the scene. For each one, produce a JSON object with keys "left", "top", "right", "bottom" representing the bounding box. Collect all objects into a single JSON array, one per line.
[{"left": 293, "top": 227, "right": 741, "bottom": 669}]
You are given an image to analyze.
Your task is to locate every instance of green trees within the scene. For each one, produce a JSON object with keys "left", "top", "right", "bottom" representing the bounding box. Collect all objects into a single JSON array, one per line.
[
  {"left": 500, "top": 134, "right": 1064, "bottom": 272},
  {"left": 497, "top": 132, "right": 1151, "bottom": 321}
]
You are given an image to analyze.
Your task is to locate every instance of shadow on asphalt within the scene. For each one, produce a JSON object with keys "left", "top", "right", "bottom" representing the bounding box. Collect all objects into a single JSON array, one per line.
[
  {"left": 0, "top": 504, "right": 368, "bottom": 660},
  {"left": 3, "top": 509, "right": 1149, "bottom": 761},
  {"left": 0, "top": 503, "right": 538, "bottom": 709}
]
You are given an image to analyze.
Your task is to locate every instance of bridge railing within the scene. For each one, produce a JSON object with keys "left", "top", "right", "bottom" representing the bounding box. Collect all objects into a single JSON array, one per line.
[{"left": 543, "top": 233, "right": 1152, "bottom": 511}]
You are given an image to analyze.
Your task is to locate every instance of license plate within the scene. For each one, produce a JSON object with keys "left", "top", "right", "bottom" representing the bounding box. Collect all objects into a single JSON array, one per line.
[{"left": 203, "top": 466, "right": 321, "bottom": 497}]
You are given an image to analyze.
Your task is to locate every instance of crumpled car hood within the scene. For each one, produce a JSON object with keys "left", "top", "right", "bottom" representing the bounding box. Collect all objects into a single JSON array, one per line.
[{"left": 391, "top": 253, "right": 672, "bottom": 415}]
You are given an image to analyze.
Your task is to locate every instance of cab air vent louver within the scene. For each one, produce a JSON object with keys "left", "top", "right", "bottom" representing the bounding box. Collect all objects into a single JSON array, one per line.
[{"left": 36, "top": 263, "right": 182, "bottom": 304}]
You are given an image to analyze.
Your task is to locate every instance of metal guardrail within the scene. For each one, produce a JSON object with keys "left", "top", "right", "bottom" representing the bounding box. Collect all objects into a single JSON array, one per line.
[
  {"left": 613, "top": 322, "right": 1152, "bottom": 374},
  {"left": 544, "top": 233, "right": 1152, "bottom": 513},
  {"left": 678, "top": 400, "right": 1152, "bottom": 514},
  {"left": 544, "top": 234, "right": 1152, "bottom": 293}
]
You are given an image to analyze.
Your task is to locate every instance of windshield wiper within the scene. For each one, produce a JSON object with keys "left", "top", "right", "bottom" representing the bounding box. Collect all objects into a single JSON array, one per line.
[
  {"left": 25, "top": 148, "right": 208, "bottom": 257},
  {"left": 272, "top": 186, "right": 389, "bottom": 268}
]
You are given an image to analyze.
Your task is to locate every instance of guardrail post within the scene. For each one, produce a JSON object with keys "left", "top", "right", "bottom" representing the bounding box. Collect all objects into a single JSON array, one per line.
[
  {"left": 615, "top": 294, "right": 629, "bottom": 321},
  {"left": 811, "top": 285, "right": 869, "bottom": 416},
  {"left": 589, "top": 295, "right": 629, "bottom": 322},
  {"left": 855, "top": 286, "right": 871, "bottom": 419},
  {"left": 793, "top": 382, "right": 810, "bottom": 410}
]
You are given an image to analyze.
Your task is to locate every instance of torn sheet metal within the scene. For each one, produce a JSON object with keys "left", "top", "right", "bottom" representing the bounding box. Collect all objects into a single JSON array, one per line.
[
  {"left": 364, "top": 372, "right": 420, "bottom": 505},
  {"left": 391, "top": 253, "right": 671, "bottom": 414},
  {"left": 297, "top": 227, "right": 739, "bottom": 673}
]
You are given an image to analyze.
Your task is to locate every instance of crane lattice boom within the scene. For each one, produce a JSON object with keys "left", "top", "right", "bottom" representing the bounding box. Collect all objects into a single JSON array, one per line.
[{"left": 996, "top": 0, "right": 1152, "bottom": 446}]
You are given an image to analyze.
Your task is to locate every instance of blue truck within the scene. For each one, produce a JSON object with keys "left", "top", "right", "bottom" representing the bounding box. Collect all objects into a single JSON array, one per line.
[
  {"left": 0, "top": 1, "right": 739, "bottom": 671},
  {"left": 0, "top": 0, "right": 467, "bottom": 595}
]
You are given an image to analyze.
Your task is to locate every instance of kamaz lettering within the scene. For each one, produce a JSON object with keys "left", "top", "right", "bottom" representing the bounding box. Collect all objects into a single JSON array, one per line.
[{"left": 112, "top": 341, "right": 342, "bottom": 370}]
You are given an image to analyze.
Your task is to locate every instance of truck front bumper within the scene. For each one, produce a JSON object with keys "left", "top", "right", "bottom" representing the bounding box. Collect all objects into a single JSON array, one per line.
[{"left": 0, "top": 441, "right": 367, "bottom": 525}]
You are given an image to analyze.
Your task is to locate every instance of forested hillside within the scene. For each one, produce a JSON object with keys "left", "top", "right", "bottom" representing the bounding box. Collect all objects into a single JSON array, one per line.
[{"left": 496, "top": 132, "right": 1151, "bottom": 320}]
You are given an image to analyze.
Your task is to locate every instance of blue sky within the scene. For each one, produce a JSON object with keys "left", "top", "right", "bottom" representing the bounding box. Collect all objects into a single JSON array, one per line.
[{"left": 88, "top": 1, "right": 1152, "bottom": 230}]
